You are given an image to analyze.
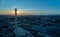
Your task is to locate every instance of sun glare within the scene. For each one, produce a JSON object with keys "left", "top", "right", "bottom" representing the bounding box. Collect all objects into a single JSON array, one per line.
[
  {"left": 10, "top": 10, "right": 22, "bottom": 15},
  {"left": 17, "top": 10, "right": 22, "bottom": 15}
]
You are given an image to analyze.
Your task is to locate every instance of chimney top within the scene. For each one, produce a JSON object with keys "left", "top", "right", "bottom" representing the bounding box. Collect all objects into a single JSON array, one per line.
[{"left": 15, "top": 8, "right": 17, "bottom": 10}]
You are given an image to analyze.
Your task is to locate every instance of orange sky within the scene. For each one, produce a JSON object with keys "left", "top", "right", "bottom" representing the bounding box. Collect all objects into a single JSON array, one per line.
[{"left": 0, "top": 10, "right": 60, "bottom": 15}]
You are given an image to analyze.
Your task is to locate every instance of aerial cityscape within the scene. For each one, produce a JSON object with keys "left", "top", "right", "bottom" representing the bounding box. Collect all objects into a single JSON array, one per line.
[{"left": 0, "top": 0, "right": 60, "bottom": 37}]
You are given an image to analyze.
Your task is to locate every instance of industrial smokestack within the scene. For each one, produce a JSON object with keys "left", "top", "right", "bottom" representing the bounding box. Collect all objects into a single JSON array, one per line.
[
  {"left": 15, "top": 8, "right": 17, "bottom": 26},
  {"left": 15, "top": 8, "right": 17, "bottom": 16}
]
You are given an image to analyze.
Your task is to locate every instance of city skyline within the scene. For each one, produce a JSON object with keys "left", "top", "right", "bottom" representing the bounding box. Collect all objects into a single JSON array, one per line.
[{"left": 0, "top": 0, "right": 60, "bottom": 15}]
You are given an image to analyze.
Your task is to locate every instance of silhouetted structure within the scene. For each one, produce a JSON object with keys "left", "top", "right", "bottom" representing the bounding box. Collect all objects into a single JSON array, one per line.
[
  {"left": 15, "top": 8, "right": 17, "bottom": 26},
  {"left": 15, "top": 8, "right": 17, "bottom": 16}
]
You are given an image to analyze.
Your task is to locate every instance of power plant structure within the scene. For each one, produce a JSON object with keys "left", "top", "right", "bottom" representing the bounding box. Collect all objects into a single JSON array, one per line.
[
  {"left": 15, "top": 8, "right": 18, "bottom": 27},
  {"left": 15, "top": 8, "right": 17, "bottom": 16}
]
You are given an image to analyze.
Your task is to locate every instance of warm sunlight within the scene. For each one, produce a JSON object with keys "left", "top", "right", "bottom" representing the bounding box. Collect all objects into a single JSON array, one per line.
[
  {"left": 17, "top": 10, "right": 22, "bottom": 15},
  {"left": 11, "top": 10, "right": 22, "bottom": 15}
]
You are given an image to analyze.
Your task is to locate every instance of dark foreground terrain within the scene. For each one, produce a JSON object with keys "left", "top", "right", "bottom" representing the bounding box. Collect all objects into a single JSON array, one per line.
[{"left": 0, "top": 15, "right": 60, "bottom": 37}]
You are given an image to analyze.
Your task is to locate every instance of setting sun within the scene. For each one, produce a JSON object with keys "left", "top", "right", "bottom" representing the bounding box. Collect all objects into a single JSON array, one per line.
[
  {"left": 10, "top": 10, "right": 22, "bottom": 15},
  {"left": 17, "top": 10, "right": 22, "bottom": 15}
]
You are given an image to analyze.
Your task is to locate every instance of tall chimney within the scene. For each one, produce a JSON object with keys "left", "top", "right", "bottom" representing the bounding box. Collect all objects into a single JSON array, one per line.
[
  {"left": 15, "top": 8, "right": 17, "bottom": 16},
  {"left": 15, "top": 8, "right": 17, "bottom": 26}
]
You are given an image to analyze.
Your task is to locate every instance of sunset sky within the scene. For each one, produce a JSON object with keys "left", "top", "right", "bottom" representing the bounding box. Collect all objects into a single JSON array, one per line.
[{"left": 0, "top": 0, "right": 60, "bottom": 15}]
